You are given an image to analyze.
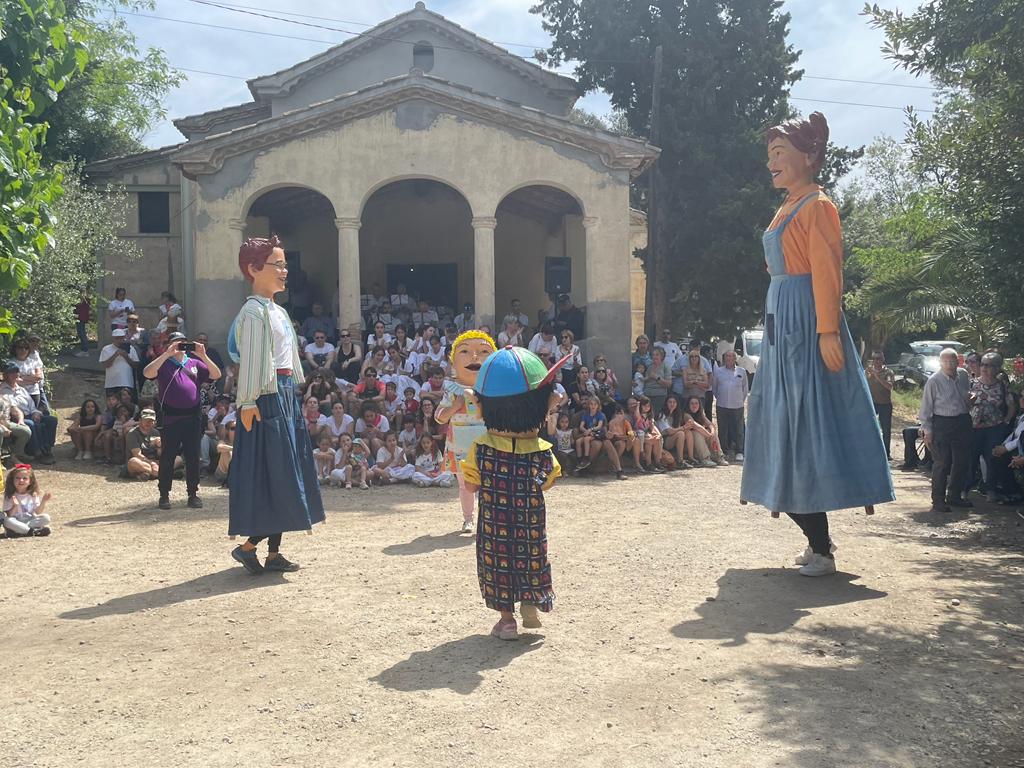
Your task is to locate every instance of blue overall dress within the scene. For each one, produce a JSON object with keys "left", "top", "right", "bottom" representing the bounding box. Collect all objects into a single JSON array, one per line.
[{"left": 740, "top": 193, "right": 895, "bottom": 514}]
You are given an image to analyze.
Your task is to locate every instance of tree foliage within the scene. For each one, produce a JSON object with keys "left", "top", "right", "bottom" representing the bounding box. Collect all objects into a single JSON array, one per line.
[
  {"left": 0, "top": 0, "right": 88, "bottom": 337},
  {"left": 39, "top": 1, "right": 182, "bottom": 164},
  {"left": 865, "top": 0, "right": 1024, "bottom": 348},
  {"left": 533, "top": 0, "right": 857, "bottom": 339},
  {"left": 4, "top": 167, "right": 139, "bottom": 353}
]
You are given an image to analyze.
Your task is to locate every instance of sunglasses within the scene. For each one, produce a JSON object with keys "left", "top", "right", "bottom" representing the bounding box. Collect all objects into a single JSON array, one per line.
[{"left": 340, "top": 333, "right": 350, "bottom": 338}]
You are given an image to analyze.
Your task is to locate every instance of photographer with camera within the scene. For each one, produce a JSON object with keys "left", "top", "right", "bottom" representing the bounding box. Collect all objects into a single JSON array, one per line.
[
  {"left": 99, "top": 329, "right": 141, "bottom": 398},
  {"left": 143, "top": 332, "right": 221, "bottom": 510}
]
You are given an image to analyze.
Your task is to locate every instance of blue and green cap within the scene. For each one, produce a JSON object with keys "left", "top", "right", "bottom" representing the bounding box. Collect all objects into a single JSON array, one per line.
[{"left": 474, "top": 345, "right": 572, "bottom": 398}]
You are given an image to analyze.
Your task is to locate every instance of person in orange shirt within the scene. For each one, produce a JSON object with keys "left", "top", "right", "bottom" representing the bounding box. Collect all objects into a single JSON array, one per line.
[{"left": 740, "top": 112, "right": 894, "bottom": 577}]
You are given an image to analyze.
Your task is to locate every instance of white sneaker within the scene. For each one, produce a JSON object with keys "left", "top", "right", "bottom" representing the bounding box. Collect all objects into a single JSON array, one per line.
[
  {"left": 798, "top": 554, "right": 837, "bottom": 577},
  {"left": 74, "top": 350, "right": 89, "bottom": 357},
  {"left": 794, "top": 543, "right": 837, "bottom": 565},
  {"left": 461, "top": 520, "right": 473, "bottom": 533},
  {"left": 715, "top": 456, "right": 730, "bottom": 466},
  {"left": 82, "top": 451, "right": 92, "bottom": 460},
  {"left": 701, "top": 459, "right": 717, "bottom": 468},
  {"left": 734, "top": 453, "right": 744, "bottom": 463}
]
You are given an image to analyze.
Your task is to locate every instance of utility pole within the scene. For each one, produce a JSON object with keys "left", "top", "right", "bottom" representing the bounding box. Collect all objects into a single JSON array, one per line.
[{"left": 644, "top": 44, "right": 664, "bottom": 338}]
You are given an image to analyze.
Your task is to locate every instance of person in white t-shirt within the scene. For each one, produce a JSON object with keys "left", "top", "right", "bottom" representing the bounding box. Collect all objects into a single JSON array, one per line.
[
  {"left": 318, "top": 401, "right": 354, "bottom": 446},
  {"left": 107, "top": 288, "right": 135, "bottom": 331},
  {"left": 654, "top": 329, "right": 684, "bottom": 369},
  {"left": 368, "top": 432, "right": 415, "bottom": 485},
  {"left": 99, "top": 329, "right": 140, "bottom": 395},
  {"left": 528, "top": 322, "right": 559, "bottom": 364},
  {"left": 303, "top": 332, "right": 336, "bottom": 372}
]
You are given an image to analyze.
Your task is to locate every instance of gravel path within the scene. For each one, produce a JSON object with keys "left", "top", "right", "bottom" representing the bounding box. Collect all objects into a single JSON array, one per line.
[{"left": 3, "top": 374, "right": 1022, "bottom": 768}]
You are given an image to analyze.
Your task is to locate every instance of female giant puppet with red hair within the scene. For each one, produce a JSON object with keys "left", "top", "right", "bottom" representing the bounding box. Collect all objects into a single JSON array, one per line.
[
  {"left": 227, "top": 236, "right": 325, "bottom": 574},
  {"left": 740, "top": 113, "right": 894, "bottom": 576}
]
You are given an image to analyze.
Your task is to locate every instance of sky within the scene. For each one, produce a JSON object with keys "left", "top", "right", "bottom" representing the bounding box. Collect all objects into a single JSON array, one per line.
[{"left": 122, "top": 0, "right": 937, "bottom": 153}]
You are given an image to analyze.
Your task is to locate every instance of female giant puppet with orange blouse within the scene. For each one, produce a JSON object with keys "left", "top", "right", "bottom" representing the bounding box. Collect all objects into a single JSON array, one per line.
[{"left": 740, "top": 112, "right": 894, "bottom": 577}]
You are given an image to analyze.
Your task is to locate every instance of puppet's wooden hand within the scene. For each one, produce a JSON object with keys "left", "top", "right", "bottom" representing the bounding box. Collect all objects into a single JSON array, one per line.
[
  {"left": 818, "top": 332, "right": 844, "bottom": 372},
  {"left": 240, "top": 405, "right": 261, "bottom": 431}
]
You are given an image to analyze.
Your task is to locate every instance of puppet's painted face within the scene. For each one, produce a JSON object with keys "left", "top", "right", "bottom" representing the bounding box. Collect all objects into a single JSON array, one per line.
[
  {"left": 767, "top": 137, "right": 815, "bottom": 191},
  {"left": 250, "top": 247, "right": 288, "bottom": 295},
  {"left": 451, "top": 338, "right": 494, "bottom": 385}
]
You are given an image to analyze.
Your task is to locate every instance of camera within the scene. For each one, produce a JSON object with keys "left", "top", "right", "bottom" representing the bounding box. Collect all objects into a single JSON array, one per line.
[{"left": 179, "top": 341, "right": 196, "bottom": 353}]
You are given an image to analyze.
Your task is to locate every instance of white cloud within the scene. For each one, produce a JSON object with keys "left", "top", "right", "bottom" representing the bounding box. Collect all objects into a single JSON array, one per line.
[{"left": 133, "top": 0, "right": 932, "bottom": 152}]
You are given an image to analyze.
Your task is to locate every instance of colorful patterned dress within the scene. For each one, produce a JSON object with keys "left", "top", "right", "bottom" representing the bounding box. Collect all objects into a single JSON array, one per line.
[{"left": 461, "top": 434, "right": 561, "bottom": 612}]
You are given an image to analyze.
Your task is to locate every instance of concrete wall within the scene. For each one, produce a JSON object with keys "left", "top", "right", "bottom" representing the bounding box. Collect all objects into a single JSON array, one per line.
[
  {"left": 190, "top": 104, "right": 633, "bottom": 376},
  {"left": 630, "top": 218, "right": 648, "bottom": 346},
  {"left": 96, "top": 159, "right": 183, "bottom": 336},
  {"left": 275, "top": 29, "right": 570, "bottom": 118}
]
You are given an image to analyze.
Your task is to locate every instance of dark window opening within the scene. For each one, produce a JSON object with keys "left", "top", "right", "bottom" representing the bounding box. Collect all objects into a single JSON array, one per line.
[
  {"left": 138, "top": 191, "right": 170, "bottom": 233},
  {"left": 413, "top": 41, "right": 434, "bottom": 72}
]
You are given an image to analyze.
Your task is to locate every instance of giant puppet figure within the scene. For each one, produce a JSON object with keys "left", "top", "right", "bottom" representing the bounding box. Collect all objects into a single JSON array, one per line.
[
  {"left": 228, "top": 236, "right": 326, "bottom": 574},
  {"left": 740, "top": 112, "right": 894, "bottom": 577},
  {"left": 434, "top": 330, "right": 497, "bottom": 533}
]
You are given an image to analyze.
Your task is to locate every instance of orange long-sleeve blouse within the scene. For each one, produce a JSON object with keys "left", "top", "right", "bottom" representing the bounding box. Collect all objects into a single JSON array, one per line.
[{"left": 768, "top": 188, "right": 843, "bottom": 334}]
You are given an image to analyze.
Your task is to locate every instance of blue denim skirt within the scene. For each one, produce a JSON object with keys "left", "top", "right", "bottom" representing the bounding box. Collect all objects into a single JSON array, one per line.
[{"left": 228, "top": 374, "right": 326, "bottom": 537}]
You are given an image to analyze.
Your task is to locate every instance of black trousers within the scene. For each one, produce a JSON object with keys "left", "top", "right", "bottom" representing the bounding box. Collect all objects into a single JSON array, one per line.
[
  {"left": 930, "top": 414, "right": 972, "bottom": 505},
  {"left": 158, "top": 416, "right": 201, "bottom": 497},
  {"left": 901, "top": 426, "right": 932, "bottom": 468},
  {"left": 248, "top": 533, "right": 282, "bottom": 552},
  {"left": 704, "top": 391, "right": 714, "bottom": 421},
  {"left": 786, "top": 512, "right": 832, "bottom": 557},
  {"left": 874, "top": 402, "right": 893, "bottom": 459},
  {"left": 716, "top": 406, "right": 745, "bottom": 454}
]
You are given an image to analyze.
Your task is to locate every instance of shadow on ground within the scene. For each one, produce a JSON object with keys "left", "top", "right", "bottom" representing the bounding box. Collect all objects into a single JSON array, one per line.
[
  {"left": 671, "top": 568, "right": 887, "bottom": 647},
  {"left": 66, "top": 501, "right": 227, "bottom": 528},
  {"left": 382, "top": 531, "right": 474, "bottom": 556},
  {"left": 371, "top": 633, "right": 543, "bottom": 694},
  {"left": 59, "top": 567, "right": 286, "bottom": 619}
]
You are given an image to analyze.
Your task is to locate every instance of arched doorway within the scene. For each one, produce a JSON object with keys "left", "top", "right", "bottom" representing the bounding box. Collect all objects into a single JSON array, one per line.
[
  {"left": 360, "top": 179, "right": 473, "bottom": 322},
  {"left": 495, "top": 185, "right": 585, "bottom": 336},
  {"left": 245, "top": 186, "right": 337, "bottom": 322}
]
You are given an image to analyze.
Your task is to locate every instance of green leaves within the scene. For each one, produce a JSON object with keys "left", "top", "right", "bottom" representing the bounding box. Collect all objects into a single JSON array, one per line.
[{"left": 0, "top": 0, "right": 88, "bottom": 340}]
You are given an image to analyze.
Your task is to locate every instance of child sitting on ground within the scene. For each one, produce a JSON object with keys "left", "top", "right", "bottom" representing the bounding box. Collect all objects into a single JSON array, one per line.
[
  {"left": 402, "top": 387, "right": 419, "bottom": 416},
  {"left": 2, "top": 463, "right": 52, "bottom": 537},
  {"left": 411, "top": 433, "right": 454, "bottom": 487},
  {"left": 330, "top": 435, "right": 370, "bottom": 490},
  {"left": 397, "top": 414, "right": 419, "bottom": 452},
  {"left": 313, "top": 434, "right": 336, "bottom": 484},
  {"left": 383, "top": 381, "right": 401, "bottom": 420},
  {"left": 369, "top": 432, "right": 415, "bottom": 485},
  {"left": 550, "top": 411, "right": 576, "bottom": 473}
]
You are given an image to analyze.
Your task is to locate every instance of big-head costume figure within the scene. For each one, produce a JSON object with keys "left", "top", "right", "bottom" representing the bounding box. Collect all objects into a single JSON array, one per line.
[
  {"left": 227, "top": 236, "right": 326, "bottom": 575},
  {"left": 740, "top": 112, "right": 894, "bottom": 577},
  {"left": 435, "top": 330, "right": 496, "bottom": 532},
  {"left": 461, "top": 346, "right": 570, "bottom": 641}
]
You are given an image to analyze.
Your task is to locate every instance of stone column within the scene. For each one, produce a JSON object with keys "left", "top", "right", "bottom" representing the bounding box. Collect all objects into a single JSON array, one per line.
[
  {"left": 335, "top": 217, "right": 362, "bottom": 336},
  {"left": 472, "top": 216, "right": 497, "bottom": 330}
]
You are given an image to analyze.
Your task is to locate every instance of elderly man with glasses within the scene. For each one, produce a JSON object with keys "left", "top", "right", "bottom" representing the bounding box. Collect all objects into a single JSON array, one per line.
[{"left": 919, "top": 348, "right": 973, "bottom": 513}]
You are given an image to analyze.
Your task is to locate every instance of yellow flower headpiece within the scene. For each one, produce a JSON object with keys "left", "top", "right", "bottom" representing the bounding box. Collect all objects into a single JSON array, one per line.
[{"left": 448, "top": 329, "right": 497, "bottom": 361}]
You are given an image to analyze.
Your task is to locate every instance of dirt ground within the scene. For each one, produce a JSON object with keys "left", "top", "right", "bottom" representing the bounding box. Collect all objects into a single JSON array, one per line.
[{"left": 3, "top": 372, "right": 1023, "bottom": 768}]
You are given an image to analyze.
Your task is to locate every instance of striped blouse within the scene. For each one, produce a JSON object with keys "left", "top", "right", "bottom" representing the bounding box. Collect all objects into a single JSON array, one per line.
[{"left": 234, "top": 295, "right": 306, "bottom": 409}]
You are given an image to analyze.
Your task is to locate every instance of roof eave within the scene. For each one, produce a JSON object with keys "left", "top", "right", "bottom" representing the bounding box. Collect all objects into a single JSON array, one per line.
[{"left": 173, "top": 77, "right": 659, "bottom": 181}]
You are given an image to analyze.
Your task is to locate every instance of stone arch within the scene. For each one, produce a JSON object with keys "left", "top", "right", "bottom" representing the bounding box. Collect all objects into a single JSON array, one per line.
[
  {"left": 491, "top": 180, "right": 587, "bottom": 219},
  {"left": 241, "top": 181, "right": 338, "bottom": 221},
  {"left": 359, "top": 178, "right": 475, "bottom": 319},
  {"left": 242, "top": 185, "right": 339, "bottom": 321},
  {"left": 492, "top": 184, "right": 587, "bottom": 338},
  {"left": 357, "top": 174, "right": 477, "bottom": 221}
]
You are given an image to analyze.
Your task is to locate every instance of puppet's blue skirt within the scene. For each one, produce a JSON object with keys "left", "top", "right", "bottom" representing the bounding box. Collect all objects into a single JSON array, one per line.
[
  {"left": 228, "top": 374, "right": 325, "bottom": 537},
  {"left": 740, "top": 274, "right": 895, "bottom": 514}
]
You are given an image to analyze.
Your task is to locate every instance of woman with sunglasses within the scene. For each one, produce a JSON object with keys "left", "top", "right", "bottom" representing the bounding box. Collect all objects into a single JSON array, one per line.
[{"left": 332, "top": 329, "right": 363, "bottom": 384}]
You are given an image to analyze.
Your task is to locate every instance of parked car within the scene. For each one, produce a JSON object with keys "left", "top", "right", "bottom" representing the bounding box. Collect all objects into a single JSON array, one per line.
[{"left": 903, "top": 340, "right": 968, "bottom": 383}]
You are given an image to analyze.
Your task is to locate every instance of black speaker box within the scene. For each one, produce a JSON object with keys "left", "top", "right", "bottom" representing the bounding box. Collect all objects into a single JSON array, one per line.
[{"left": 544, "top": 257, "right": 572, "bottom": 294}]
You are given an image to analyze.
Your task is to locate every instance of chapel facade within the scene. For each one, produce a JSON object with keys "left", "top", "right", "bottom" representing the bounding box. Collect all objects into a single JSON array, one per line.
[{"left": 87, "top": 2, "right": 658, "bottom": 374}]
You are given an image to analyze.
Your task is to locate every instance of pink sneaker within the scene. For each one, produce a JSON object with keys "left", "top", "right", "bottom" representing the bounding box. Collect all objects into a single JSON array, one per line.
[{"left": 490, "top": 619, "right": 519, "bottom": 641}]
